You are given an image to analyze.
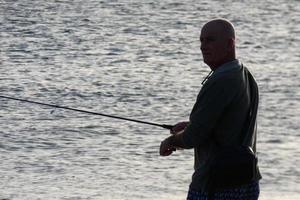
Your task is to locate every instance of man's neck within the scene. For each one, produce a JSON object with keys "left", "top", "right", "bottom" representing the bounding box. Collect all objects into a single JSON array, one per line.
[{"left": 210, "top": 57, "right": 236, "bottom": 71}]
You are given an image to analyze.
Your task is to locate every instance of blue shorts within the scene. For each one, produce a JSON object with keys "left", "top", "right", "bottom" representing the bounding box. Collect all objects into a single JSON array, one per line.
[{"left": 187, "top": 181, "right": 259, "bottom": 200}]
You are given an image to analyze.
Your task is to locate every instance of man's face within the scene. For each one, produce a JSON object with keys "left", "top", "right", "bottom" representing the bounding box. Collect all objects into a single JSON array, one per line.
[{"left": 200, "top": 24, "right": 229, "bottom": 69}]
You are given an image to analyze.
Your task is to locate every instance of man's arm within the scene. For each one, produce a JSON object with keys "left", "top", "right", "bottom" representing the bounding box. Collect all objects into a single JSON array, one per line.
[
  {"left": 160, "top": 79, "right": 234, "bottom": 156},
  {"left": 160, "top": 122, "right": 189, "bottom": 156}
]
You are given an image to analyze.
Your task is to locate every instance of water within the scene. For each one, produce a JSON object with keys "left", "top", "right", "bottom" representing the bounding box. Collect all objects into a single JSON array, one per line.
[{"left": 0, "top": 0, "right": 299, "bottom": 199}]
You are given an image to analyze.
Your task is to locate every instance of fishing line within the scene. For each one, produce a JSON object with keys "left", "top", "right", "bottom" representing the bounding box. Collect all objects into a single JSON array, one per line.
[{"left": 0, "top": 95, "right": 173, "bottom": 130}]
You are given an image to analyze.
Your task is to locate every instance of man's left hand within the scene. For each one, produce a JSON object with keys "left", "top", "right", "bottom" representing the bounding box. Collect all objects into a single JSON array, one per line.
[{"left": 160, "top": 137, "right": 175, "bottom": 156}]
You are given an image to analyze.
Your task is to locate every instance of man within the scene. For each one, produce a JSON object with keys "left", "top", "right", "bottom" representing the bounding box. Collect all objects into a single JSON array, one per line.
[{"left": 160, "top": 19, "right": 261, "bottom": 199}]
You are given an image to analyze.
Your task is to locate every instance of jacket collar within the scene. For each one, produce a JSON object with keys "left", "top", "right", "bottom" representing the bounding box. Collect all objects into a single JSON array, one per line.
[{"left": 213, "top": 59, "right": 241, "bottom": 74}]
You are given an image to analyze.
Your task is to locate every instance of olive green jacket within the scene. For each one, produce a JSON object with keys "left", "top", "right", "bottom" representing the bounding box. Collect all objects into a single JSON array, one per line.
[{"left": 182, "top": 59, "right": 261, "bottom": 192}]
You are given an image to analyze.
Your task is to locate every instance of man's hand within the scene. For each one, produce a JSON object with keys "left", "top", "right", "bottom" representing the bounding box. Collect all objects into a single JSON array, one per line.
[
  {"left": 160, "top": 122, "right": 188, "bottom": 156},
  {"left": 170, "top": 121, "right": 189, "bottom": 134},
  {"left": 160, "top": 136, "right": 175, "bottom": 156}
]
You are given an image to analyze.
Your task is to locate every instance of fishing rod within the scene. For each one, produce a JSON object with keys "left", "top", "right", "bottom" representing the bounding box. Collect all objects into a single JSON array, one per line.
[{"left": 0, "top": 95, "right": 173, "bottom": 130}]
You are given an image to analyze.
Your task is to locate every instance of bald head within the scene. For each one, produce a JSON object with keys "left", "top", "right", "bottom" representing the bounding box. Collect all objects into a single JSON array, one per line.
[
  {"left": 203, "top": 19, "right": 235, "bottom": 40},
  {"left": 200, "top": 19, "right": 236, "bottom": 69}
]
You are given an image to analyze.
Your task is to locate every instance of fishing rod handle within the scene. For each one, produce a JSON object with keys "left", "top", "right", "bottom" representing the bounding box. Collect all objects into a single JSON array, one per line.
[{"left": 162, "top": 124, "right": 174, "bottom": 130}]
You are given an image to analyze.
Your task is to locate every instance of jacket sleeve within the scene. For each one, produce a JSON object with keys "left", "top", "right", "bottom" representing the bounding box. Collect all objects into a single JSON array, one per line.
[{"left": 182, "top": 80, "right": 234, "bottom": 148}]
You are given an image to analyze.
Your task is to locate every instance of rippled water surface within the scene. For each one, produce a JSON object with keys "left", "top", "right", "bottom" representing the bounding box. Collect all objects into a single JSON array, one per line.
[{"left": 1, "top": 0, "right": 300, "bottom": 199}]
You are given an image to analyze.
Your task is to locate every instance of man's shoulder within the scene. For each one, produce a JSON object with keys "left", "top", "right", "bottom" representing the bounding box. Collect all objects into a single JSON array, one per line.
[{"left": 205, "top": 69, "right": 241, "bottom": 88}]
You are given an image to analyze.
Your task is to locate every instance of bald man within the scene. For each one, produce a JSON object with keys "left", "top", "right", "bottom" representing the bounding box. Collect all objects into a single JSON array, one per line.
[{"left": 160, "top": 19, "right": 261, "bottom": 199}]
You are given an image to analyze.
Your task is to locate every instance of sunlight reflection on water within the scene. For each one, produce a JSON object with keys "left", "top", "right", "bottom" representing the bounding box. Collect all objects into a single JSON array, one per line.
[{"left": 1, "top": 0, "right": 300, "bottom": 199}]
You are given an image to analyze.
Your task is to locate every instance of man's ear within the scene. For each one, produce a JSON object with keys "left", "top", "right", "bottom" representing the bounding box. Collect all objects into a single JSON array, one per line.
[{"left": 228, "top": 37, "right": 235, "bottom": 49}]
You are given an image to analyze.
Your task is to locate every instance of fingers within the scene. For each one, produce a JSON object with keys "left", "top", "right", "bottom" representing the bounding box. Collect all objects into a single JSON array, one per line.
[
  {"left": 160, "top": 139, "right": 174, "bottom": 156},
  {"left": 170, "top": 121, "right": 189, "bottom": 134},
  {"left": 160, "top": 148, "right": 173, "bottom": 156}
]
